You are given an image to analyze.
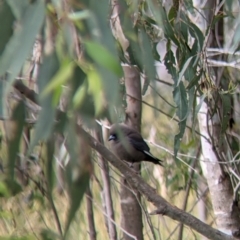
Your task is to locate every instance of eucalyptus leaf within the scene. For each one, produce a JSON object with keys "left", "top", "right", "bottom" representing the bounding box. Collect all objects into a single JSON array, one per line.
[
  {"left": 139, "top": 29, "right": 156, "bottom": 81},
  {"left": 7, "top": 0, "right": 29, "bottom": 20},
  {"left": 64, "top": 124, "right": 90, "bottom": 238},
  {"left": 177, "top": 56, "right": 194, "bottom": 86},
  {"left": 173, "top": 82, "right": 188, "bottom": 158},
  {"left": 84, "top": 40, "right": 123, "bottom": 77},
  {"left": 46, "top": 139, "right": 55, "bottom": 193},
  {"left": 0, "top": 0, "right": 45, "bottom": 84},
  {"left": 29, "top": 52, "right": 59, "bottom": 151},
  {"left": 0, "top": 1, "right": 15, "bottom": 55}
]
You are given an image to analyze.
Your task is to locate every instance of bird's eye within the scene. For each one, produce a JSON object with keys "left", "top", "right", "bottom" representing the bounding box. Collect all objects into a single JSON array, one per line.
[{"left": 109, "top": 134, "right": 117, "bottom": 141}]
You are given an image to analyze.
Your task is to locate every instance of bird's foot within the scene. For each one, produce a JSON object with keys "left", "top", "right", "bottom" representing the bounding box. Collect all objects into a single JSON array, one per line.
[
  {"left": 128, "top": 163, "right": 141, "bottom": 175},
  {"left": 129, "top": 162, "right": 134, "bottom": 168}
]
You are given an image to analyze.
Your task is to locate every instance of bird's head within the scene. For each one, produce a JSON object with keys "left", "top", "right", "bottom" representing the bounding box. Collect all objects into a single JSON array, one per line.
[{"left": 109, "top": 123, "right": 123, "bottom": 142}]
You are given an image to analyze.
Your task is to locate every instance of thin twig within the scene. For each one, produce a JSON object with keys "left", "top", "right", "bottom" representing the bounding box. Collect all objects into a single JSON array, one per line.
[{"left": 86, "top": 186, "right": 97, "bottom": 240}]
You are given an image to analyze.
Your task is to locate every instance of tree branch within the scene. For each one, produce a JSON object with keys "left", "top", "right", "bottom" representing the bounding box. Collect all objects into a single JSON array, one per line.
[{"left": 77, "top": 126, "right": 235, "bottom": 240}]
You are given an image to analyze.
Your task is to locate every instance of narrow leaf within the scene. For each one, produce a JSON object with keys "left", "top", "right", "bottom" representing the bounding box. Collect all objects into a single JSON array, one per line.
[
  {"left": 139, "top": 29, "right": 156, "bottom": 81},
  {"left": 0, "top": 1, "right": 15, "bottom": 55},
  {"left": 30, "top": 52, "right": 59, "bottom": 151},
  {"left": 0, "top": 0, "right": 45, "bottom": 84},
  {"left": 177, "top": 56, "right": 194, "bottom": 86},
  {"left": 173, "top": 82, "right": 188, "bottom": 157},
  {"left": 42, "top": 61, "right": 75, "bottom": 96},
  {"left": 46, "top": 139, "right": 55, "bottom": 193},
  {"left": 7, "top": 0, "right": 29, "bottom": 20},
  {"left": 64, "top": 124, "right": 90, "bottom": 238},
  {"left": 84, "top": 41, "right": 123, "bottom": 77}
]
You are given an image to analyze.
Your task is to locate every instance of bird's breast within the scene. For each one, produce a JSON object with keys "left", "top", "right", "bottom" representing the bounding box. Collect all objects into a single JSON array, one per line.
[{"left": 110, "top": 140, "right": 144, "bottom": 163}]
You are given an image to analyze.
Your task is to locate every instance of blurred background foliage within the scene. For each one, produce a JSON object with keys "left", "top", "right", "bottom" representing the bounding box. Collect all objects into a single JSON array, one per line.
[{"left": 0, "top": 0, "right": 240, "bottom": 239}]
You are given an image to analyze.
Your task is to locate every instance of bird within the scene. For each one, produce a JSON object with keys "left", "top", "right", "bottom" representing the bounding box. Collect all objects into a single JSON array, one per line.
[{"left": 108, "top": 123, "right": 163, "bottom": 166}]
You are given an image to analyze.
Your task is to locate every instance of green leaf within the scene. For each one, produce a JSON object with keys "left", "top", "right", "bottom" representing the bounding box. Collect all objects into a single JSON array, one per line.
[
  {"left": 0, "top": 181, "right": 10, "bottom": 198},
  {"left": 0, "top": 80, "right": 5, "bottom": 118},
  {"left": 173, "top": 82, "right": 188, "bottom": 158},
  {"left": 212, "top": 13, "right": 228, "bottom": 26},
  {"left": 164, "top": 42, "right": 177, "bottom": 81},
  {"left": 0, "top": 236, "right": 35, "bottom": 240},
  {"left": 73, "top": 80, "right": 88, "bottom": 109},
  {"left": 68, "top": 10, "right": 91, "bottom": 20},
  {"left": 0, "top": 0, "right": 45, "bottom": 84},
  {"left": 84, "top": 40, "right": 123, "bottom": 77},
  {"left": 188, "top": 22, "right": 204, "bottom": 52},
  {"left": 55, "top": 111, "right": 68, "bottom": 135},
  {"left": 146, "top": 0, "right": 179, "bottom": 45},
  {"left": 46, "top": 139, "right": 55, "bottom": 193},
  {"left": 186, "top": 70, "right": 202, "bottom": 89},
  {"left": 168, "top": 6, "right": 177, "bottom": 23},
  {"left": 4, "top": 179, "right": 22, "bottom": 196},
  {"left": 87, "top": 69, "right": 103, "bottom": 115},
  {"left": 146, "top": 0, "right": 164, "bottom": 29},
  {"left": 0, "top": 209, "right": 12, "bottom": 219},
  {"left": 153, "top": 42, "right": 161, "bottom": 61},
  {"left": 184, "top": 0, "right": 194, "bottom": 14},
  {"left": 98, "top": 65, "right": 121, "bottom": 108},
  {"left": 42, "top": 61, "right": 75, "bottom": 96},
  {"left": 30, "top": 52, "right": 59, "bottom": 151},
  {"left": 177, "top": 56, "right": 194, "bottom": 86},
  {"left": 64, "top": 124, "right": 90, "bottom": 238},
  {"left": 232, "top": 24, "right": 240, "bottom": 52},
  {"left": 41, "top": 229, "right": 61, "bottom": 240},
  {"left": 127, "top": 37, "right": 143, "bottom": 68},
  {"left": 88, "top": 0, "right": 117, "bottom": 57},
  {"left": 72, "top": 66, "right": 102, "bottom": 120},
  {"left": 7, "top": 0, "right": 29, "bottom": 20},
  {"left": 142, "top": 77, "right": 150, "bottom": 95},
  {"left": 8, "top": 101, "right": 25, "bottom": 180},
  {"left": 64, "top": 171, "right": 89, "bottom": 238},
  {"left": 195, "top": 94, "right": 206, "bottom": 116},
  {"left": 139, "top": 28, "right": 156, "bottom": 81},
  {"left": 225, "top": 0, "right": 234, "bottom": 11},
  {"left": 0, "top": 1, "right": 15, "bottom": 55},
  {"left": 174, "top": 82, "right": 188, "bottom": 121}
]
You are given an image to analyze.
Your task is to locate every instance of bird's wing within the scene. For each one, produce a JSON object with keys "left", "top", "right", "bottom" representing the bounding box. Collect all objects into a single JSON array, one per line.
[{"left": 127, "top": 132, "right": 150, "bottom": 152}]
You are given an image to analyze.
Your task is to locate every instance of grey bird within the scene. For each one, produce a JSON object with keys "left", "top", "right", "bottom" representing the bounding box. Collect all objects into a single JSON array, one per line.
[{"left": 108, "top": 123, "right": 163, "bottom": 166}]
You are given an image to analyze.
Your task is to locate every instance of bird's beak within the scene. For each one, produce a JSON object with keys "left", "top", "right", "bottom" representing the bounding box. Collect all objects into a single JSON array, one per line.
[{"left": 108, "top": 135, "right": 114, "bottom": 141}]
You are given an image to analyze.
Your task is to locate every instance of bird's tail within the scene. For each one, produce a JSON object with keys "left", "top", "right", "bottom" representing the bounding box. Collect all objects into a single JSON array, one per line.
[{"left": 143, "top": 151, "right": 164, "bottom": 166}]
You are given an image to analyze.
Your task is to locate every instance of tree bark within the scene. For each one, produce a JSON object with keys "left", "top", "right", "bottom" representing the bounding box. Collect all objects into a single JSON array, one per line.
[
  {"left": 193, "top": 0, "right": 240, "bottom": 238},
  {"left": 198, "top": 102, "right": 240, "bottom": 237},
  {"left": 120, "top": 65, "right": 143, "bottom": 240}
]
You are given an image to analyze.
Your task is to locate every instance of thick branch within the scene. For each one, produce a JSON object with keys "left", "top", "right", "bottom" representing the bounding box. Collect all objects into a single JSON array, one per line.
[{"left": 77, "top": 126, "right": 235, "bottom": 240}]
